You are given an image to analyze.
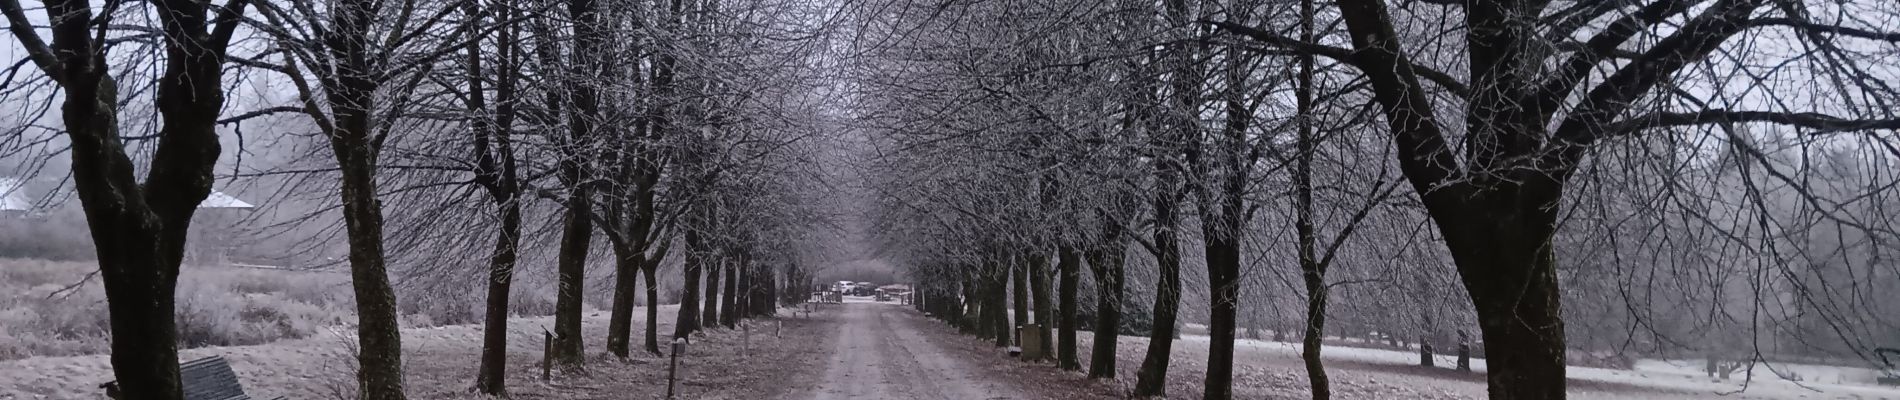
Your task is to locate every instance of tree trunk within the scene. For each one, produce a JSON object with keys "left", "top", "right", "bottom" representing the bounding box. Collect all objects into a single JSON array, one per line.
[
  {"left": 989, "top": 258, "right": 1012, "bottom": 347},
  {"left": 974, "top": 279, "right": 984, "bottom": 332},
  {"left": 1440, "top": 204, "right": 1566, "bottom": 400},
  {"left": 1057, "top": 245, "right": 1081, "bottom": 371},
  {"left": 675, "top": 217, "right": 709, "bottom": 339},
  {"left": 551, "top": 0, "right": 605, "bottom": 369},
  {"left": 66, "top": 69, "right": 193, "bottom": 399},
  {"left": 334, "top": 117, "right": 407, "bottom": 400},
  {"left": 1137, "top": 0, "right": 1195, "bottom": 392},
  {"left": 1203, "top": 231, "right": 1241, "bottom": 400},
  {"left": 469, "top": 0, "right": 522, "bottom": 390},
  {"left": 475, "top": 203, "right": 521, "bottom": 393},
  {"left": 1086, "top": 244, "right": 1123, "bottom": 379},
  {"left": 1299, "top": 277, "right": 1331, "bottom": 400},
  {"left": 642, "top": 264, "right": 663, "bottom": 355},
  {"left": 57, "top": 0, "right": 238, "bottom": 393},
  {"left": 551, "top": 188, "right": 593, "bottom": 369},
  {"left": 750, "top": 264, "right": 774, "bottom": 316},
  {"left": 965, "top": 277, "right": 983, "bottom": 335},
  {"left": 1292, "top": 3, "right": 1323, "bottom": 396},
  {"left": 723, "top": 260, "right": 739, "bottom": 325},
  {"left": 27, "top": 0, "right": 239, "bottom": 396},
  {"left": 1029, "top": 252, "right": 1053, "bottom": 362},
  {"left": 703, "top": 257, "right": 722, "bottom": 329},
  {"left": 724, "top": 257, "right": 743, "bottom": 324},
  {"left": 1012, "top": 255, "right": 1029, "bottom": 347},
  {"left": 1134, "top": 177, "right": 1184, "bottom": 396},
  {"left": 606, "top": 249, "right": 643, "bottom": 357}
]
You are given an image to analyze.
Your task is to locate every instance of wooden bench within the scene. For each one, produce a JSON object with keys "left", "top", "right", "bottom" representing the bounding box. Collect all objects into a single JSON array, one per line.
[{"left": 102, "top": 356, "right": 285, "bottom": 400}]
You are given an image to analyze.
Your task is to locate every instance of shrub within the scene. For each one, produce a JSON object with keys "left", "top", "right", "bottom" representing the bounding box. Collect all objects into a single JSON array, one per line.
[
  {"left": 397, "top": 284, "right": 482, "bottom": 328},
  {"left": 1076, "top": 295, "right": 1160, "bottom": 337},
  {"left": 509, "top": 290, "right": 558, "bottom": 317}
]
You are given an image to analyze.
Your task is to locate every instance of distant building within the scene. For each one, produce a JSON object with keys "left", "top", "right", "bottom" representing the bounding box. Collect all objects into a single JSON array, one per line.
[
  {"left": 0, "top": 176, "right": 255, "bottom": 263},
  {"left": 0, "top": 177, "right": 253, "bottom": 213},
  {"left": 199, "top": 191, "right": 256, "bottom": 209},
  {"left": 188, "top": 191, "right": 256, "bottom": 264},
  {"left": 0, "top": 178, "right": 27, "bottom": 217}
]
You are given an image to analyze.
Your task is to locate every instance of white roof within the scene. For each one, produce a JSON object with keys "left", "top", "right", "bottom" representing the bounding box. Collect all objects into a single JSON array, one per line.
[
  {"left": 200, "top": 191, "right": 254, "bottom": 209},
  {"left": 0, "top": 179, "right": 251, "bottom": 211},
  {"left": 0, "top": 178, "right": 28, "bottom": 211}
]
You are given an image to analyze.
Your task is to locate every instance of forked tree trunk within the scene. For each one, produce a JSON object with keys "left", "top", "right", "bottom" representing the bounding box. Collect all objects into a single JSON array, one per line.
[
  {"left": 470, "top": 0, "right": 523, "bottom": 391},
  {"left": 16, "top": 0, "right": 246, "bottom": 397},
  {"left": 66, "top": 69, "right": 198, "bottom": 398},
  {"left": 70, "top": 72, "right": 193, "bottom": 399},
  {"left": 1199, "top": 12, "right": 1254, "bottom": 395},
  {"left": 1056, "top": 246, "right": 1081, "bottom": 370},
  {"left": 1138, "top": 0, "right": 1194, "bottom": 391},
  {"left": 551, "top": 0, "right": 604, "bottom": 370}
]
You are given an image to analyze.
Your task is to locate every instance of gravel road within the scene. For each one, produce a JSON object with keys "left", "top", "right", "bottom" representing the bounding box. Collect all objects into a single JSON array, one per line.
[{"left": 802, "top": 302, "right": 1024, "bottom": 400}]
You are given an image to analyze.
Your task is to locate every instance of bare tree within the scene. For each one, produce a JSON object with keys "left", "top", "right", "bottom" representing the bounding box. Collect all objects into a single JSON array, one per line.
[
  {"left": 0, "top": 0, "right": 249, "bottom": 397},
  {"left": 250, "top": 0, "right": 474, "bottom": 395},
  {"left": 1213, "top": 0, "right": 1900, "bottom": 397}
]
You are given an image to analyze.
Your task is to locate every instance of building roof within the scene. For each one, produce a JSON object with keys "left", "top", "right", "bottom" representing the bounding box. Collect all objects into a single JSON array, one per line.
[
  {"left": 200, "top": 191, "right": 255, "bottom": 209},
  {"left": 0, "top": 178, "right": 253, "bottom": 211}
]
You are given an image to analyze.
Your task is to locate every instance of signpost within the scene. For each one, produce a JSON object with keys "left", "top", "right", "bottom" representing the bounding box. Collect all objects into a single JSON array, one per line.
[{"left": 667, "top": 338, "right": 686, "bottom": 398}]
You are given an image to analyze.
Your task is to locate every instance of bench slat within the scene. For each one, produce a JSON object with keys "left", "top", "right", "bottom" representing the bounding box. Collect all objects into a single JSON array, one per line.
[{"left": 180, "top": 356, "right": 248, "bottom": 400}]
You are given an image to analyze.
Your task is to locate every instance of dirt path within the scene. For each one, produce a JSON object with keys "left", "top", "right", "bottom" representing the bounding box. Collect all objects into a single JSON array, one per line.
[{"left": 801, "top": 302, "right": 1024, "bottom": 400}]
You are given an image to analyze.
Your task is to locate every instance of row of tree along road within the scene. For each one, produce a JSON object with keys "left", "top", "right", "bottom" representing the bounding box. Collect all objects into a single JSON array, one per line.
[
  {"left": 0, "top": 0, "right": 835, "bottom": 398},
  {"left": 857, "top": 0, "right": 1900, "bottom": 399}
]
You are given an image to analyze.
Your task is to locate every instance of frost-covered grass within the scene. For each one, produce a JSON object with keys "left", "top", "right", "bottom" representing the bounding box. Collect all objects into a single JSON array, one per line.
[
  {"left": 0, "top": 258, "right": 357, "bottom": 360},
  {"left": 0, "top": 306, "right": 823, "bottom": 400},
  {"left": 1162, "top": 333, "right": 1900, "bottom": 399}
]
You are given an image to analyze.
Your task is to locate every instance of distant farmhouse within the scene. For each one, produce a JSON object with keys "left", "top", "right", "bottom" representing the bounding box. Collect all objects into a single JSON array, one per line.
[
  {"left": 0, "top": 177, "right": 254, "bottom": 215},
  {"left": 0, "top": 178, "right": 29, "bottom": 217},
  {"left": 0, "top": 177, "right": 255, "bottom": 263}
]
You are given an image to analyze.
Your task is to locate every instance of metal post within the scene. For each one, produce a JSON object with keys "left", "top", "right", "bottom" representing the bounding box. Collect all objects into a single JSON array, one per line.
[
  {"left": 667, "top": 338, "right": 685, "bottom": 399},
  {"left": 542, "top": 329, "right": 553, "bottom": 381}
]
